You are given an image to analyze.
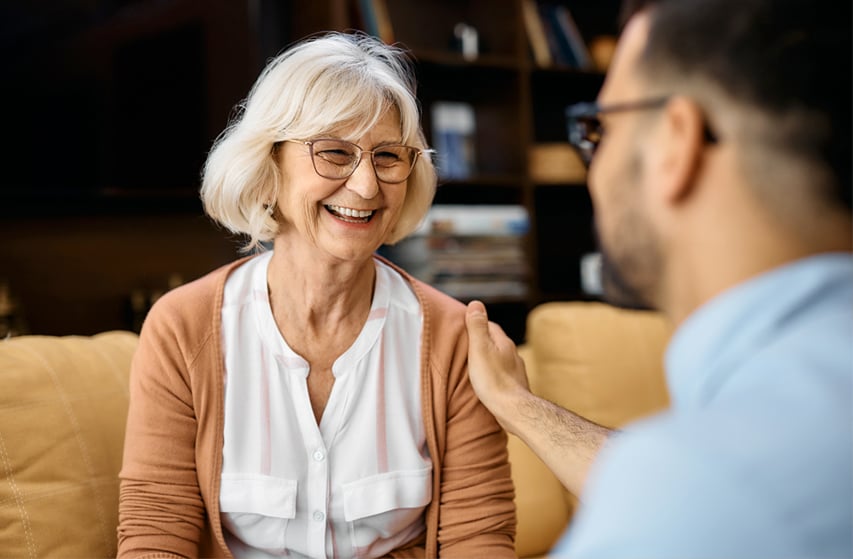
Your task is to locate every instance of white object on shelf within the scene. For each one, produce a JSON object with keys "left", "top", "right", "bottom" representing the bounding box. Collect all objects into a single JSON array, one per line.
[{"left": 580, "top": 251, "right": 603, "bottom": 295}]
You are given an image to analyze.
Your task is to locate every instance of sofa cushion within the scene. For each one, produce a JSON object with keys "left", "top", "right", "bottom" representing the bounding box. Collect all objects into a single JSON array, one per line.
[
  {"left": 0, "top": 331, "right": 138, "bottom": 558},
  {"left": 526, "top": 301, "right": 672, "bottom": 429},
  {"left": 509, "top": 301, "right": 672, "bottom": 557}
]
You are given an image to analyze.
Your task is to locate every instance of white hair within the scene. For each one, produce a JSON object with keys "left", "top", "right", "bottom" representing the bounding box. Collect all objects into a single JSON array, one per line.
[{"left": 201, "top": 31, "right": 436, "bottom": 252}]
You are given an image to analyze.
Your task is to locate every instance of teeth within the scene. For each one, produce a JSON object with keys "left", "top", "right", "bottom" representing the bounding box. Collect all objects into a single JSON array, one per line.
[{"left": 326, "top": 205, "right": 375, "bottom": 218}]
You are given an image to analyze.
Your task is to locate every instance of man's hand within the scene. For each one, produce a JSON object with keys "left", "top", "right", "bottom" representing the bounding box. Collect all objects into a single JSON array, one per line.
[
  {"left": 465, "top": 300, "right": 531, "bottom": 428},
  {"left": 466, "top": 300, "right": 610, "bottom": 495}
]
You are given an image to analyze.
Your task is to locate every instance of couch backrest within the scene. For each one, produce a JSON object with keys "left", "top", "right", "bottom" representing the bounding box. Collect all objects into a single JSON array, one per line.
[
  {"left": 0, "top": 331, "right": 138, "bottom": 558},
  {"left": 510, "top": 301, "right": 672, "bottom": 557}
]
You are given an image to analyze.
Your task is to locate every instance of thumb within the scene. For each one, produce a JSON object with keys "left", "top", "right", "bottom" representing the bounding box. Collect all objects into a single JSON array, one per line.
[{"left": 465, "top": 300, "right": 490, "bottom": 345}]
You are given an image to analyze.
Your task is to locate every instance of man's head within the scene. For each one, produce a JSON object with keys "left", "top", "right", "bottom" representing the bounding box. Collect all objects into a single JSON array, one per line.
[{"left": 580, "top": 0, "right": 851, "bottom": 312}]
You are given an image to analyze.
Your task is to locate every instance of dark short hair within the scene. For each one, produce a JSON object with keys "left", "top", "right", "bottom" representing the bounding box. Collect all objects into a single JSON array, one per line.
[{"left": 620, "top": 0, "right": 851, "bottom": 210}]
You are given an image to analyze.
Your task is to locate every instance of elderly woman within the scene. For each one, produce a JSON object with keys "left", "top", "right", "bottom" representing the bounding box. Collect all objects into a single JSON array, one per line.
[{"left": 117, "top": 31, "right": 515, "bottom": 558}]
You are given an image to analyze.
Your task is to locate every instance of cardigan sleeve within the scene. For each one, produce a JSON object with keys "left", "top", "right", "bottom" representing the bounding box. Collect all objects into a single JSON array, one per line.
[
  {"left": 432, "top": 304, "right": 517, "bottom": 557},
  {"left": 117, "top": 294, "right": 209, "bottom": 559}
]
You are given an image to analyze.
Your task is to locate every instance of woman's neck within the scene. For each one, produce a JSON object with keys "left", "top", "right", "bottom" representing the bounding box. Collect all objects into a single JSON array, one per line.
[{"left": 266, "top": 242, "right": 376, "bottom": 342}]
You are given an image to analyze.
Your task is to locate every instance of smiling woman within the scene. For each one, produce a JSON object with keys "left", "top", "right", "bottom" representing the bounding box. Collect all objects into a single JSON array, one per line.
[
  {"left": 199, "top": 32, "right": 436, "bottom": 254},
  {"left": 117, "top": 31, "right": 517, "bottom": 559}
]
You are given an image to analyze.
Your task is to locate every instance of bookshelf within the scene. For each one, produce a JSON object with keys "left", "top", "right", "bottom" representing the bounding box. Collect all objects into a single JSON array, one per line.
[
  {"left": 289, "top": 0, "right": 620, "bottom": 341},
  {"left": 3, "top": 0, "right": 619, "bottom": 340}
]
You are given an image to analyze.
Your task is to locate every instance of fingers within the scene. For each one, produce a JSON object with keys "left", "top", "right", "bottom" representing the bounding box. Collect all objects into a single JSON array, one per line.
[
  {"left": 467, "top": 300, "right": 517, "bottom": 356},
  {"left": 466, "top": 299, "right": 488, "bottom": 320},
  {"left": 465, "top": 300, "right": 490, "bottom": 343}
]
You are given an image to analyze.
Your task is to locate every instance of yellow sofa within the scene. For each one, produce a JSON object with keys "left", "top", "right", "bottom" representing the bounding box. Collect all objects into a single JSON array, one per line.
[
  {"left": 510, "top": 301, "right": 672, "bottom": 558},
  {"left": 0, "top": 331, "right": 137, "bottom": 558},
  {"left": 0, "top": 301, "right": 671, "bottom": 558}
]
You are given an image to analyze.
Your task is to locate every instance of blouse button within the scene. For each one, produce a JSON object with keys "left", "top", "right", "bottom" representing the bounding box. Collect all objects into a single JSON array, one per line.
[
  {"left": 313, "top": 449, "right": 325, "bottom": 462},
  {"left": 313, "top": 510, "right": 325, "bottom": 522}
]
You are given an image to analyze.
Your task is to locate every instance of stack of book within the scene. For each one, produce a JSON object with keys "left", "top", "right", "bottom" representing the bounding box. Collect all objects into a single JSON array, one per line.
[
  {"left": 521, "top": 0, "right": 594, "bottom": 69},
  {"left": 382, "top": 205, "right": 531, "bottom": 302}
]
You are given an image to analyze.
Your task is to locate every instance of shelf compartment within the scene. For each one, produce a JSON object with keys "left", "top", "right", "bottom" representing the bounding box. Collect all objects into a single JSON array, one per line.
[{"left": 386, "top": 0, "right": 523, "bottom": 59}]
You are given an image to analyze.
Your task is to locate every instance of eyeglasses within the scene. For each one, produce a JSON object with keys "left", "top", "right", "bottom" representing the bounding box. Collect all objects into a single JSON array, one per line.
[
  {"left": 565, "top": 97, "right": 670, "bottom": 167},
  {"left": 565, "top": 96, "right": 718, "bottom": 167},
  {"left": 283, "top": 138, "right": 422, "bottom": 184}
]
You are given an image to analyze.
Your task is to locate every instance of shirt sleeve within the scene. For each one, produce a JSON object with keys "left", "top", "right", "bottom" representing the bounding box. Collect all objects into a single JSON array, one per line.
[{"left": 549, "top": 423, "right": 795, "bottom": 559}]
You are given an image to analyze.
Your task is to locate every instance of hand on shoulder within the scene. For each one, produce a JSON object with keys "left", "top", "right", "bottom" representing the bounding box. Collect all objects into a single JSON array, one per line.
[{"left": 464, "top": 300, "right": 531, "bottom": 428}]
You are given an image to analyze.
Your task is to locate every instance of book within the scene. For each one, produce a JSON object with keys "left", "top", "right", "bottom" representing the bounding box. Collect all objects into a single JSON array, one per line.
[
  {"left": 383, "top": 204, "right": 531, "bottom": 302},
  {"left": 359, "top": 0, "right": 379, "bottom": 38},
  {"left": 422, "top": 205, "right": 530, "bottom": 300},
  {"left": 430, "top": 101, "right": 477, "bottom": 180},
  {"left": 420, "top": 204, "right": 530, "bottom": 237},
  {"left": 521, "top": 0, "right": 553, "bottom": 67},
  {"left": 373, "top": 0, "right": 395, "bottom": 44},
  {"left": 537, "top": 3, "right": 579, "bottom": 68},
  {"left": 554, "top": 6, "right": 594, "bottom": 70},
  {"left": 359, "top": 0, "right": 394, "bottom": 43}
]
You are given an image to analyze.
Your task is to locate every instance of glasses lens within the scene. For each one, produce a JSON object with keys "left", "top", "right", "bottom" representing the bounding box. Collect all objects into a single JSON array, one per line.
[
  {"left": 372, "top": 145, "right": 419, "bottom": 183},
  {"left": 310, "top": 139, "right": 360, "bottom": 179},
  {"left": 309, "top": 140, "right": 418, "bottom": 183},
  {"left": 567, "top": 117, "right": 601, "bottom": 167}
]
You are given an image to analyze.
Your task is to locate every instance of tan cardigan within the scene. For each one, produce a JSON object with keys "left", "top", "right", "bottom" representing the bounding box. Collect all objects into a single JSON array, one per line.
[{"left": 118, "top": 255, "right": 516, "bottom": 558}]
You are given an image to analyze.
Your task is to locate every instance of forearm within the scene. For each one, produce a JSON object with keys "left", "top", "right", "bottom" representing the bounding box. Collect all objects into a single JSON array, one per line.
[{"left": 495, "top": 388, "right": 611, "bottom": 497}]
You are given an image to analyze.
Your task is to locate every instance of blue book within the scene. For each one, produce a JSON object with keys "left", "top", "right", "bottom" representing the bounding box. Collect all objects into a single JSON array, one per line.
[
  {"left": 554, "top": 5, "right": 594, "bottom": 69},
  {"left": 431, "top": 101, "right": 477, "bottom": 180},
  {"left": 538, "top": 3, "right": 579, "bottom": 68}
]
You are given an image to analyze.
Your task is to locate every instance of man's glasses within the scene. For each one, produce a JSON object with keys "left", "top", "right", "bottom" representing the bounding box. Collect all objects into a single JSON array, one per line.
[
  {"left": 565, "top": 97, "right": 670, "bottom": 167},
  {"left": 283, "top": 138, "right": 422, "bottom": 184},
  {"left": 565, "top": 96, "right": 718, "bottom": 167}
]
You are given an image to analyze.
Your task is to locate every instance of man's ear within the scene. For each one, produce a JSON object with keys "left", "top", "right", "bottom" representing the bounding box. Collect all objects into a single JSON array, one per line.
[{"left": 652, "top": 96, "right": 708, "bottom": 204}]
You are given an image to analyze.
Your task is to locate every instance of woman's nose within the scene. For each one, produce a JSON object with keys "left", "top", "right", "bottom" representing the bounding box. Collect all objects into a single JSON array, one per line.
[{"left": 345, "top": 156, "right": 380, "bottom": 199}]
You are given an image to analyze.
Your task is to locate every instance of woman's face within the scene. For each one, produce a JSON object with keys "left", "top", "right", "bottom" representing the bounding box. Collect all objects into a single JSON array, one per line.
[{"left": 273, "top": 110, "right": 410, "bottom": 264}]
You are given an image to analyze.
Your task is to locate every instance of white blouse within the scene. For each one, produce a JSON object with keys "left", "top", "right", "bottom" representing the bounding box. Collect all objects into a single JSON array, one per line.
[{"left": 219, "top": 251, "right": 431, "bottom": 559}]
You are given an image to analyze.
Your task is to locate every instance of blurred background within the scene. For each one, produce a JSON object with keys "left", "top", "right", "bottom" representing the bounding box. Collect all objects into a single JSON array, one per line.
[{"left": 0, "top": 0, "right": 621, "bottom": 342}]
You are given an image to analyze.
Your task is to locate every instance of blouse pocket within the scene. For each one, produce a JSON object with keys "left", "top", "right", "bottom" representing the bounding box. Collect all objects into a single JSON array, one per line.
[
  {"left": 220, "top": 474, "right": 297, "bottom": 553},
  {"left": 342, "top": 467, "right": 432, "bottom": 546}
]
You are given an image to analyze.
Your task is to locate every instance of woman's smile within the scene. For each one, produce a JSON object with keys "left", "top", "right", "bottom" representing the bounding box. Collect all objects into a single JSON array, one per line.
[{"left": 324, "top": 203, "right": 377, "bottom": 224}]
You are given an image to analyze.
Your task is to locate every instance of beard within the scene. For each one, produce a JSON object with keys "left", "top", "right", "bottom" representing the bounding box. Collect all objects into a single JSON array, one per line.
[{"left": 593, "top": 213, "right": 660, "bottom": 312}]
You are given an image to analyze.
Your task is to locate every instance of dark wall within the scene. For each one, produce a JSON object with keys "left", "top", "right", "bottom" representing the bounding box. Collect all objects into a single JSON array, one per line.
[
  {"left": 0, "top": 214, "right": 239, "bottom": 335},
  {"left": 0, "top": 0, "right": 288, "bottom": 335}
]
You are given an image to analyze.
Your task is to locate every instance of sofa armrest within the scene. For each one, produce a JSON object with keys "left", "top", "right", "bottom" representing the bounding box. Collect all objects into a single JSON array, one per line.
[{"left": 0, "top": 331, "right": 138, "bottom": 558}]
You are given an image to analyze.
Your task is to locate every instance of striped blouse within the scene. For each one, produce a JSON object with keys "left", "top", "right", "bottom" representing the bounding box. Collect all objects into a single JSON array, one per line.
[{"left": 219, "top": 251, "right": 430, "bottom": 559}]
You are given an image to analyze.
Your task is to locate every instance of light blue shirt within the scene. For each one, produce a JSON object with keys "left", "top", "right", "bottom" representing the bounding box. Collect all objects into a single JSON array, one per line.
[{"left": 553, "top": 253, "right": 853, "bottom": 559}]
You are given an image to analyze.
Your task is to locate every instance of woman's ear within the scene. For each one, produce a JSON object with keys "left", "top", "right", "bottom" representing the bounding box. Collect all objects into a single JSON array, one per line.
[{"left": 652, "top": 96, "right": 708, "bottom": 205}]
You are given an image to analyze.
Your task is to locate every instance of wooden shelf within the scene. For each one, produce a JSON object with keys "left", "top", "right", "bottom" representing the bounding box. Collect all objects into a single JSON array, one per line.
[
  {"left": 2, "top": 0, "right": 619, "bottom": 340},
  {"left": 412, "top": 50, "right": 521, "bottom": 69}
]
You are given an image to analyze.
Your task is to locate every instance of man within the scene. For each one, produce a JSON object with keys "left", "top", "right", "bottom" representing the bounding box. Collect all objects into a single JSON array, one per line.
[{"left": 465, "top": 0, "right": 852, "bottom": 557}]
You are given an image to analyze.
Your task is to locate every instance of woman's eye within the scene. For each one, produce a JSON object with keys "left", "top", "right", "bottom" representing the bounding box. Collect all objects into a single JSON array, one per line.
[
  {"left": 374, "top": 150, "right": 401, "bottom": 164},
  {"left": 318, "top": 149, "right": 355, "bottom": 164}
]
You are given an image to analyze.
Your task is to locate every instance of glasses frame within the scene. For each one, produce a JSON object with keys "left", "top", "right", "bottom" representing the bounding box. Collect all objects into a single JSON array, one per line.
[
  {"left": 282, "top": 138, "right": 423, "bottom": 184},
  {"left": 565, "top": 96, "right": 718, "bottom": 167},
  {"left": 565, "top": 97, "right": 670, "bottom": 167}
]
